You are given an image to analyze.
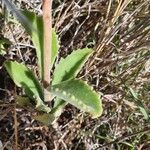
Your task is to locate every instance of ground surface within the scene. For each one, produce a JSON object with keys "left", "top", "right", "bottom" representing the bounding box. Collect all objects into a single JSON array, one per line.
[{"left": 0, "top": 0, "right": 150, "bottom": 149}]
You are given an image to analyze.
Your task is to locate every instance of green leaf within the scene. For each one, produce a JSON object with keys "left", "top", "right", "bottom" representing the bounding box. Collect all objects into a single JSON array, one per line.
[
  {"left": 35, "top": 100, "right": 66, "bottom": 125},
  {"left": 36, "top": 77, "right": 102, "bottom": 125},
  {"left": 0, "top": 48, "right": 6, "bottom": 55},
  {"left": 50, "top": 79, "right": 103, "bottom": 118},
  {"left": 34, "top": 98, "right": 67, "bottom": 125},
  {"left": 4, "top": 61, "right": 51, "bottom": 113},
  {"left": 52, "top": 48, "right": 93, "bottom": 106},
  {"left": 19, "top": 10, "right": 59, "bottom": 77},
  {"left": 52, "top": 48, "right": 93, "bottom": 85},
  {"left": 34, "top": 112, "right": 56, "bottom": 125},
  {"left": 16, "top": 96, "right": 34, "bottom": 107},
  {"left": 0, "top": 37, "right": 11, "bottom": 55},
  {"left": 21, "top": 10, "right": 43, "bottom": 77},
  {"left": 0, "top": 37, "right": 11, "bottom": 46},
  {"left": 52, "top": 48, "right": 93, "bottom": 120},
  {"left": 52, "top": 28, "right": 59, "bottom": 66}
]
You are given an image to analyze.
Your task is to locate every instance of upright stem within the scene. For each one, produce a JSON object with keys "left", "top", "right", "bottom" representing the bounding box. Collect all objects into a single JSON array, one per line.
[{"left": 42, "top": 0, "right": 52, "bottom": 101}]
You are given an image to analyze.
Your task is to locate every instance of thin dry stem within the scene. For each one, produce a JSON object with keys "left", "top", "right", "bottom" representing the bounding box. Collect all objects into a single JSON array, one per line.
[{"left": 13, "top": 104, "right": 18, "bottom": 150}]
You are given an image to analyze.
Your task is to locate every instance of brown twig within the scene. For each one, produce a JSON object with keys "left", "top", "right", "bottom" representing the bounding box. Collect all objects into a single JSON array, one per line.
[{"left": 42, "top": 0, "right": 52, "bottom": 101}]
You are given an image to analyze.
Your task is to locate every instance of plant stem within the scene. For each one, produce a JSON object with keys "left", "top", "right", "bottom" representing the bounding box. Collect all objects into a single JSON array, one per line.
[{"left": 42, "top": 0, "right": 52, "bottom": 101}]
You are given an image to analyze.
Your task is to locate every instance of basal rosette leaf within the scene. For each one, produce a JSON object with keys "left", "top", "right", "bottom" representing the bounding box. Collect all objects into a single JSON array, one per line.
[
  {"left": 51, "top": 29, "right": 59, "bottom": 66},
  {"left": 52, "top": 48, "right": 93, "bottom": 85},
  {"left": 52, "top": 48, "right": 93, "bottom": 108},
  {"left": 51, "top": 48, "right": 93, "bottom": 121},
  {"left": 50, "top": 79, "right": 103, "bottom": 118},
  {"left": 36, "top": 78, "right": 102, "bottom": 125},
  {"left": 4, "top": 61, "right": 51, "bottom": 113},
  {"left": 19, "top": 10, "right": 59, "bottom": 77},
  {"left": 35, "top": 100, "right": 66, "bottom": 125}
]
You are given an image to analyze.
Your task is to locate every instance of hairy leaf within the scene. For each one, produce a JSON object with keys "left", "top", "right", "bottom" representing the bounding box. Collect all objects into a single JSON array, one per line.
[
  {"left": 4, "top": 61, "right": 51, "bottom": 112},
  {"left": 50, "top": 79, "right": 103, "bottom": 118}
]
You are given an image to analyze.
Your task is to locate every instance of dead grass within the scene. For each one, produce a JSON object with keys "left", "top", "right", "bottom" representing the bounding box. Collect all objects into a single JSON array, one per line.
[{"left": 0, "top": 0, "right": 150, "bottom": 149}]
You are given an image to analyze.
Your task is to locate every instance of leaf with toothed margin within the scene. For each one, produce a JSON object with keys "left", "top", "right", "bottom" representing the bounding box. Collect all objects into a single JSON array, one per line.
[
  {"left": 52, "top": 48, "right": 93, "bottom": 116},
  {"left": 50, "top": 79, "right": 103, "bottom": 118},
  {"left": 39, "top": 48, "right": 93, "bottom": 123},
  {"left": 52, "top": 48, "right": 93, "bottom": 85},
  {"left": 4, "top": 61, "right": 51, "bottom": 113},
  {"left": 18, "top": 10, "right": 59, "bottom": 77}
]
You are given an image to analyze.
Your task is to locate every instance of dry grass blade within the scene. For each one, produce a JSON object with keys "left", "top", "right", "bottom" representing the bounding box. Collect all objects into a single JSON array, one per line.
[
  {"left": 0, "top": 0, "right": 150, "bottom": 149},
  {"left": 13, "top": 104, "right": 18, "bottom": 150}
]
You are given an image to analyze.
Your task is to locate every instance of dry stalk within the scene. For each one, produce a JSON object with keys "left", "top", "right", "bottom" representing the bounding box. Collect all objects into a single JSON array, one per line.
[
  {"left": 42, "top": 0, "right": 52, "bottom": 101},
  {"left": 87, "top": 0, "right": 133, "bottom": 71},
  {"left": 13, "top": 104, "right": 18, "bottom": 150}
]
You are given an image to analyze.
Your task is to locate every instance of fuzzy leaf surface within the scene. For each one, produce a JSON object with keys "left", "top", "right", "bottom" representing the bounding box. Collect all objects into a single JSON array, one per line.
[
  {"left": 50, "top": 79, "right": 103, "bottom": 118},
  {"left": 4, "top": 61, "right": 51, "bottom": 112}
]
